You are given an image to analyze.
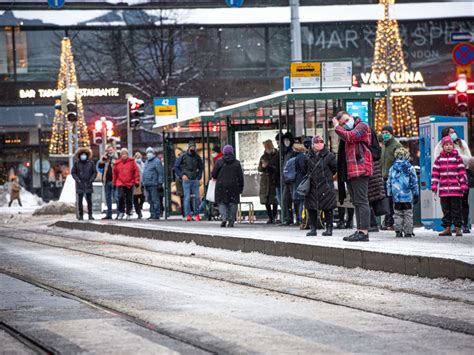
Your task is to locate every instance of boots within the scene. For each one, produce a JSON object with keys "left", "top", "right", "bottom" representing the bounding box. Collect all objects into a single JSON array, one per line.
[
  {"left": 306, "top": 228, "right": 317, "bottom": 237},
  {"left": 454, "top": 227, "right": 463, "bottom": 237},
  {"left": 88, "top": 214, "right": 94, "bottom": 220},
  {"left": 322, "top": 225, "right": 333, "bottom": 236},
  {"left": 395, "top": 231, "right": 403, "bottom": 238},
  {"left": 438, "top": 227, "right": 452, "bottom": 236},
  {"left": 463, "top": 225, "right": 471, "bottom": 234},
  {"left": 336, "top": 220, "right": 345, "bottom": 229},
  {"left": 77, "top": 213, "right": 84, "bottom": 221},
  {"left": 345, "top": 220, "right": 353, "bottom": 229},
  {"left": 220, "top": 221, "right": 227, "bottom": 228}
]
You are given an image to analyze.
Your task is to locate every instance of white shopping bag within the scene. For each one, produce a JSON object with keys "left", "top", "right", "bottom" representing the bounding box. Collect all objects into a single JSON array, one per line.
[{"left": 206, "top": 180, "right": 216, "bottom": 203}]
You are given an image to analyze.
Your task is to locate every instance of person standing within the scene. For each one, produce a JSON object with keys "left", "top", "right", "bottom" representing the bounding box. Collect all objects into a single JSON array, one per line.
[
  {"left": 211, "top": 145, "right": 223, "bottom": 162},
  {"left": 174, "top": 141, "right": 204, "bottom": 221},
  {"left": 133, "top": 152, "right": 145, "bottom": 219},
  {"left": 333, "top": 111, "right": 373, "bottom": 242},
  {"left": 434, "top": 127, "right": 472, "bottom": 233},
  {"left": 380, "top": 125, "right": 402, "bottom": 230},
  {"left": 211, "top": 145, "right": 244, "bottom": 228},
  {"left": 387, "top": 147, "right": 419, "bottom": 238},
  {"left": 258, "top": 140, "right": 279, "bottom": 224},
  {"left": 142, "top": 147, "right": 164, "bottom": 220},
  {"left": 292, "top": 143, "right": 307, "bottom": 226},
  {"left": 113, "top": 148, "right": 140, "bottom": 221},
  {"left": 8, "top": 176, "right": 22, "bottom": 207},
  {"left": 431, "top": 136, "right": 468, "bottom": 237},
  {"left": 303, "top": 135, "right": 337, "bottom": 236},
  {"left": 71, "top": 147, "right": 97, "bottom": 221},
  {"left": 281, "top": 132, "right": 298, "bottom": 225},
  {"left": 98, "top": 144, "right": 118, "bottom": 220}
]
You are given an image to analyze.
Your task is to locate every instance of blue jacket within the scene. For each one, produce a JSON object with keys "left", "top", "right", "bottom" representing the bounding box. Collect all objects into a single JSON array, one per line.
[
  {"left": 292, "top": 152, "right": 306, "bottom": 201},
  {"left": 142, "top": 157, "right": 164, "bottom": 187},
  {"left": 387, "top": 159, "right": 419, "bottom": 203}
]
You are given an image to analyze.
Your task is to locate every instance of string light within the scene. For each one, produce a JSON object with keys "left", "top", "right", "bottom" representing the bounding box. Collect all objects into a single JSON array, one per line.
[
  {"left": 49, "top": 38, "right": 90, "bottom": 155},
  {"left": 372, "top": 0, "right": 418, "bottom": 137}
]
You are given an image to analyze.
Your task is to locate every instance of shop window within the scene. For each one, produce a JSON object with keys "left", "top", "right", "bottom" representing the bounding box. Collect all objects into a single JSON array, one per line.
[{"left": 0, "top": 27, "right": 28, "bottom": 76}]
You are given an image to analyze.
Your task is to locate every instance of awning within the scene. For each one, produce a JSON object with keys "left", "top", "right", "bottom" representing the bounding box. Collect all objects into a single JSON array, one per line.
[{"left": 154, "top": 111, "right": 216, "bottom": 131}]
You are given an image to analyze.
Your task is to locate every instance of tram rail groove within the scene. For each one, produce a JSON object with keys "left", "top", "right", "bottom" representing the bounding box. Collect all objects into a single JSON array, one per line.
[
  {"left": 1, "top": 270, "right": 218, "bottom": 355},
  {"left": 1, "top": 229, "right": 474, "bottom": 336},
  {"left": 0, "top": 320, "right": 58, "bottom": 355},
  {"left": 3, "top": 225, "right": 474, "bottom": 307}
]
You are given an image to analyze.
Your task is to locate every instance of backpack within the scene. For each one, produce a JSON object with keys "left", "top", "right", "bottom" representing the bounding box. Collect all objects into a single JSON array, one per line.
[
  {"left": 283, "top": 157, "right": 297, "bottom": 184},
  {"left": 368, "top": 127, "right": 381, "bottom": 161}
]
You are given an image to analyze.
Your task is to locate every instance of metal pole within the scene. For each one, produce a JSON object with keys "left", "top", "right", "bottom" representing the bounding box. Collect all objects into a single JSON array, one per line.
[
  {"left": 68, "top": 122, "right": 73, "bottom": 169},
  {"left": 163, "top": 131, "right": 169, "bottom": 220},
  {"left": 387, "top": 85, "right": 393, "bottom": 126},
  {"left": 290, "top": 0, "right": 302, "bottom": 62},
  {"left": 278, "top": 102, "right": 284, "bottom": 223},
  {"left": 127, "top": 99, "right": 132, "bottom": 153},
  {"left": 38, "top": 126, "right": 44, "bottom": 200}
]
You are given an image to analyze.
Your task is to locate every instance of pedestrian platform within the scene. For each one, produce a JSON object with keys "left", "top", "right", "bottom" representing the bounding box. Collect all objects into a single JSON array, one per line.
[{"left": 54, "top": 219, "right": 474, "bottom": 281}]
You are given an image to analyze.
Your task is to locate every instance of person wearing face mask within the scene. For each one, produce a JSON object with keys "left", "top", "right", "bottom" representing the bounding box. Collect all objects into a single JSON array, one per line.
[
  {"left": 303, "top": 136, "right": 337, "bottom": 236},
  {"left": 380, "top": 125, "right": 402, "bottom": 230},
  {"left": 113, "top": 148, "right": 140, "bottom": 221},
  {"left": 211, "top": 145, "right": 223, "bottom": 163},
  {"left": 281, "top": 132, "right": 298, "bottom": 225},
  {"left": 133, "top": 152, "right": 145, "bottom": 219},
  {"left": 259, "top": 140, "right": 280, "bottom": 224},
  {"left": 98, "top": 144, "right": 118, "bottom": 220},
  {"left": 71, "top": 147, "right": 97, "bottom": 221},
  {"left": 142, "top": 147, "right": 164, "bottom": 220},
  {"left": 434, "top": 127, "right": 472, "bottom": 233},
  {"left": 174, "top": 141, "right": 204, "bottom": 221},
  {"left": 333, "top": 111, "right": 373, "bottom": 242}
]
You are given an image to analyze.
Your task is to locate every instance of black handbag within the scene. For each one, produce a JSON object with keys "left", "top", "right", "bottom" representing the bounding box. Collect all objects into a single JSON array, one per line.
[
  {"left": 296, "top": 160, "right": 321, "bottom": 197},
  {"left": 372, "top": 197, "right": 390, "bottom": 216}
]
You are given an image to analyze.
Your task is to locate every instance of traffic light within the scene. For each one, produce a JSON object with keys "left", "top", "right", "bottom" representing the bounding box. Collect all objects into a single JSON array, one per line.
[
  {"left": 62, "top": 87, "right": 78, "bottom": 122},
  {"left": 449, "top": 74, "right": 473, "bottom": 117},
  {"left": 93, "top": 120, "right": 103, "bottom": 145},
  {"left": 105, "top": 120, "right": 114, "bottom": 139},
  {"left": 128, "top": 97, "right": 145, "bottom": 128}
]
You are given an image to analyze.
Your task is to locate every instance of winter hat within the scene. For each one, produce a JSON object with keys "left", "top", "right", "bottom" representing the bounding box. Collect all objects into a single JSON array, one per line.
[
  {"left": 223, "top": 145, "right": 234, "bottom": 155},
  {"left": 188, "top": 141, "right": 196, "bottom": 149},
  {"left": 120, "top": 148, "right": 129, "bottom": 155},
  {"left": 303, "top": 136, "right": 313, "bottom": 149},
  {"left": 312, "top": 135, "right": 324, "bottom": 144},
  {"left": 394, "top": 147, "right": 410, "bottom": 160},
  {"left": 146, "top": 147, "right": 155, "bottom": 154},
  {"left": 381, "top": 125, "right": 394, "bottom": 134},
  {"left": 441, "top": 136, "right": 453, "bottom": 146},
  {"left": 263, "top": 139, "right": 274, "bottom": 150}
]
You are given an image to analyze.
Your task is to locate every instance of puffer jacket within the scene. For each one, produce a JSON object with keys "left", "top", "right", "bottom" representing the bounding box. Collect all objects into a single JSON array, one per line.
[
  {"left": 142, "top": 157, "right": 164, "bottom": 187},
  {"left": 387, "top": 159, "right": 419, "bottom": 203},
  {"left": 212, "top": 153, "right": 244, "bottom": 204},
  {"left": 335, "top": 119, "right": 373, "bottom": 180},
  {"left": 113, "top": 157, "right": 140, "bottom": 188},
  {"left": 368, "top": 160, "right": 386, "bottom": 203},
  {"left": 71, "top": 147, "right": 97, "bottom": 194},
  {"left": 381, "top": 137, "right": 403, "bottom": 179},
  {"left": 431, "top": 150, "right": 468, "bottom": 197}
]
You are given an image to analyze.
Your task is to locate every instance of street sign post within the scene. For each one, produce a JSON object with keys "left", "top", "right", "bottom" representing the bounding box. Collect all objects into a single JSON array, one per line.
[
  {"left": 452, "top": 43, "right": 474, "bottom": 66},
  {"left": 154, "top": 98, "right": 178, "bottom": 120},
  {"left": 48, "top": 0, "right": 66, "bottom": 9},
  {"left": 451, "top": 32, "right": 473, "bottom": 43}
]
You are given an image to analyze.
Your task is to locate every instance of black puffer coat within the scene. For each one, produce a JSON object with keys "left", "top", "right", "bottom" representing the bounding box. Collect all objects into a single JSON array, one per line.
[
  {"left": 368, "top": 160, "right": 386, "bottom": 203},
  {"left": 212, "top": 153, "right": 244, "bottom": 204},
  {"left": 258, "top": 150, "right": 279, "bottom": 205},
  {"left": 72, "top": 147, "right": 97, "bottom": 194},
  {"left": 303, "top": 147, "right": 337, "bottom": 211}
]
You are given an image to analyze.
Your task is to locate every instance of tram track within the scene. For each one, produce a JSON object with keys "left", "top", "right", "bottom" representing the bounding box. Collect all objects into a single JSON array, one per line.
[
  {"left": 1, "top": 227, "right": 473, "bottom": 336},
  {"left": 0, "top": 320, "right": 58, "bottom": 355}
]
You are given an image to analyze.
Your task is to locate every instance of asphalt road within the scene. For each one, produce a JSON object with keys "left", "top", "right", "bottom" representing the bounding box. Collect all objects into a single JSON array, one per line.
[{"left": 1, "top": 225, "right": 473, "bottom": 354}]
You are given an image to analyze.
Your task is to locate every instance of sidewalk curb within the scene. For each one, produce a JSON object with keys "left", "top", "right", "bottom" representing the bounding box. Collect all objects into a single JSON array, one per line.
[{"left": 53, "top": 221, "right": 474, "bottom": 281}]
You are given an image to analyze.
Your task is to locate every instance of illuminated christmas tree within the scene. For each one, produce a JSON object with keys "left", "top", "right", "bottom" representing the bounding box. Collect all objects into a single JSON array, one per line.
[
  {"left": 49, "top": 37, "right": 90, "bottom": 156},
  {"left": 372, "top": 0, "right": 418, "bottom": 136}
]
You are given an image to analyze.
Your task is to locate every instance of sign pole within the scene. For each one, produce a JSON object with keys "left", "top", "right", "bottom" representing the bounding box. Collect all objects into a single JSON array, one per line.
[
  {"left": 290, "top": 0, "right": 302, "bottom": 62},
  {"left": 126, "top": 94, "right": 132, "bottom": 153}
]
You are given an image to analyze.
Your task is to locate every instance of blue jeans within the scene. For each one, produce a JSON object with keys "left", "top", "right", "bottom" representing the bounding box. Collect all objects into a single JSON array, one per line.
[
  {"left": 145, "top": 185, "right": 160, "bottom": 219},
  {"left": 183, "top": 179, "right": 201, "bottom": 217},
  {"left": 104, "top": 181, "right": 116, "bottom": 217}
]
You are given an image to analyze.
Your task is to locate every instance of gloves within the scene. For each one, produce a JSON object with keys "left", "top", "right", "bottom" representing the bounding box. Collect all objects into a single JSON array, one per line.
[{"left": 413, "top": 195, "right": 419, "bottom": 205}]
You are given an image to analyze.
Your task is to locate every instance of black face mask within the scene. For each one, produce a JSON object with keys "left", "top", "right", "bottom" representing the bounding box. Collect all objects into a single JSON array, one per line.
[{"left": 189, "top": 149, "right": 196, "bottom": 156}]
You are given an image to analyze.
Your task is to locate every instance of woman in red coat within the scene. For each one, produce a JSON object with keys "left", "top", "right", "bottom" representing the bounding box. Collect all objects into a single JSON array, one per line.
[{"left": 113, "top": 148, "right": 140, "bottom": 220}]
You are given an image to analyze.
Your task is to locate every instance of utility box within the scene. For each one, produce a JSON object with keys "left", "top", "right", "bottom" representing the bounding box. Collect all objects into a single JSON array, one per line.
[{"left": 419, "top": 115, "right": 469, "bottom": 231}]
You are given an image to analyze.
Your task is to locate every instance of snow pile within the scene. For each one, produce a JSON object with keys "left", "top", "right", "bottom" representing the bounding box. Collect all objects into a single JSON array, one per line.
[
  {"left": 0, "top": 185, "right": 43, "bottom": 208},
  {"left": 33, "top": 201, "right": 76, "bottom": 216}
]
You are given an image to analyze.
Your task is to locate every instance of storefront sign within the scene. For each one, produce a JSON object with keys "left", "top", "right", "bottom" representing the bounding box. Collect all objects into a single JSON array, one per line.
[
  {"left": 290, "top": 62, "right": 321, "bottom": 89},
  {"left": 359, "top": 71, "right": 425, "bottom": 89},
  {"left": 18, "top": 87, "right": 120, "bottom": 99}
]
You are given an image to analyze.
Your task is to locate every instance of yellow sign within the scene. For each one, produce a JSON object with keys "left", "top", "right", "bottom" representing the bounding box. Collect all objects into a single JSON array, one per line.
[
  {"left": 290, "top": 62, "right": 321, "bottom": 77},
  {"left": 456, "top": 65, "right": 472, "bottom": 79},
  {"left": 155, "top": 105, "right": 177, "bottom": 116}
]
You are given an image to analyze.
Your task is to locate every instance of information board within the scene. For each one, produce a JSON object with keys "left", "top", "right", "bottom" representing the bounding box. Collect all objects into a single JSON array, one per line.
[
  {"left": 290, "top": 62, "right": 321, "bottom": 89},
  {"left": 322, "top": 61, "right": 352, "bottom": 88}
]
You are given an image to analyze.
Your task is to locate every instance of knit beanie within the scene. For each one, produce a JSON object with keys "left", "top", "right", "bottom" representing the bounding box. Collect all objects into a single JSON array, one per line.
[
  {"left": 146, "top": 147, "right": 155, "bottom": 154},
  {"left": 312, "top": 135, "right": 324, "bottom": 144},
  {"left": 303, "top": 136, "right": 313, "bottom": 149},
  {"left": 223, "top": 145, "right": 234, "bottom": 155},
  {"left": 394, "top": 147, "right": 410, "bottom": 160},
  {"left": 441, "top": 136, "right": 453, "bottom": 146},
  {"left": 120, "top": 148, "right": 129, "bottom": 155},
  {"left": 381, "top": 125, "right": 394, "bottom": 134},
  {"left": 188, "top": 140, "right": 196, "bottom": 149}
]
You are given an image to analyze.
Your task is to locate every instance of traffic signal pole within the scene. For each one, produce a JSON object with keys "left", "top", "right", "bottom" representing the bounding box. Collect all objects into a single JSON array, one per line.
[{"left": 126, "top": 94, "right": 132, "bottom": 153}]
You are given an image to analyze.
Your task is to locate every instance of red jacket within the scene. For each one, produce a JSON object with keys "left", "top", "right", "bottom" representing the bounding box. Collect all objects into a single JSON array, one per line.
[
  {"left": 335, "top": 119, "right": 373, "bottom": 180},
  {"left": 113, "top": 158, "right": 140, "bottom": 188},
  {"left": 431, "top": 150, "right": 468, "bottom": 197}
]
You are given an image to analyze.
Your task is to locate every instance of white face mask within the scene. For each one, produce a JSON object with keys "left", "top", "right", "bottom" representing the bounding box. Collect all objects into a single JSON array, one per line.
[
  {"left": 146, "top": 152, "right": 154, "bottom": 160},
  {"left": 343, "top": 118, "right": 354, "bottom": 130},
  {"left": 284, "top": 139, "right": 291, "bottom": 147}
]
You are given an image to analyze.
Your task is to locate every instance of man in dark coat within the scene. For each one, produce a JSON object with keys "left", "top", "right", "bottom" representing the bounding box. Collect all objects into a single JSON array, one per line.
[
  {"left": 281, "top": 132, "right": 298, "bottom": 225},
  {"left": 72, "top": 147, "right": 97, "bottom": 220},
  {"left": 258, "top": 139, "right": 279, "bottom": 224},
  {"left": 211, "top": 145, "right": 244, "bottom": 228},
  {"left": 303, "top": 136, "right": 337, "bottom": 236}
]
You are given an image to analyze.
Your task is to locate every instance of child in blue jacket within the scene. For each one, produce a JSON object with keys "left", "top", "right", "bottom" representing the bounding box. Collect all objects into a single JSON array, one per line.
[{"left": 387, "top": 147, "right": 419, "bottom": 238}]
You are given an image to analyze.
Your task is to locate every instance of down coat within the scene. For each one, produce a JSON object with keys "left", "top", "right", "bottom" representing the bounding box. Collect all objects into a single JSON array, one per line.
[
  {"left": 258, "top": 149, "right": 280, "bottom": 205},
  {"left": 387, "top": 159, "right": 419, "bottom": 203},
  {"left": 303, "top": 147, "right": 337, "bottom": 211},
  {"left": 431, "top": 150, "right": 468, "bottom": 197},
  {"left": 211, "top": 153, "right": 244, "bottom": 204},
  {"left": 71, "top": 147, "right": 97, "bottom": 194},
  {"left": 368, "top": 160, "right": 386, "bottom": 203},
  {"left": 113, "top": 157, "right": 140, "bottom": 188}
]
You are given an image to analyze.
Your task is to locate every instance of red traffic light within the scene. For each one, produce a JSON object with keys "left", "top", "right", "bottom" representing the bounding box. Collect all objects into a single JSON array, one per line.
[
  {"left": 456, "top": 78, "right": 468, "bottom": 93},
  {"left": 94, "top": 120, "right": 103, "bottom": 131}
]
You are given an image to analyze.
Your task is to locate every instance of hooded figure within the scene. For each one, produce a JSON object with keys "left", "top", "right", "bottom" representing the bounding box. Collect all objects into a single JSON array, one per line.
[{"left": 71, "top": 147, "right": 97, "bottom": 220}]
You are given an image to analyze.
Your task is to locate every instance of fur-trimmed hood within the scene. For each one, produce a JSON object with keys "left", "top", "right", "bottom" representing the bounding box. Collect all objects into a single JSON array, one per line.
[{"left": 75, "top": 147, "right": 92, "bottom": 160}]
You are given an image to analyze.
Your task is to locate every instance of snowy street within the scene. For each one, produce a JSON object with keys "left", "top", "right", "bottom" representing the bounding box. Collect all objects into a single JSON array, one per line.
[{"left": 1, "top": 215, "right": 473, "bottom": 353}]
